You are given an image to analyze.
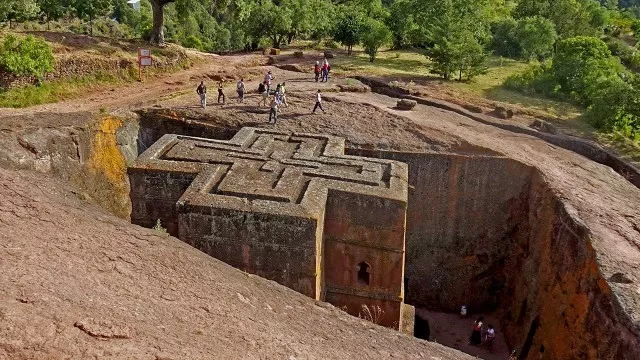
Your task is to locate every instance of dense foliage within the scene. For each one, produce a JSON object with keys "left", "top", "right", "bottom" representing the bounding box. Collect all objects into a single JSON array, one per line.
[
  {"left": 0, "top": 34, "right": 54, "bottom": 78},
  {"left": 3, "top": 0, "right": 640, "bottom": 137}
]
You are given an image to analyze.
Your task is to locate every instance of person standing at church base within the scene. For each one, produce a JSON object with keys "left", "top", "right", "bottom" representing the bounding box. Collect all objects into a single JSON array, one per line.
[{"left": 469, "top": 316, "right": 484, "bottom": 346}]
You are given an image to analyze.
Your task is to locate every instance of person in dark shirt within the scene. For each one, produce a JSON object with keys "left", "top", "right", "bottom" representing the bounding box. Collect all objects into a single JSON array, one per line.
[
  {"left": 217, "top": 80, "right": 226, "bottom": 105},
  {"left": 196, "top": 81, "right": 207, "bottom": 109}
]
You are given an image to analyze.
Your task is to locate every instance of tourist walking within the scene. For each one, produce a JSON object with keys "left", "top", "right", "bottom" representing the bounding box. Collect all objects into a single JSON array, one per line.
[
  {"left": 268, "top": 95, "right": 279, "bottom": 124},
  {"left": 468, "top": 316, "right": 484, "bottom": 346},
  {"left": 237, "top": 78, "right": 246, "bottom": 103},
  {"left": 217, "top": 80, "right": 226, "bottom": 104},
  {"left": 264, "top": 70, "right": 274, "bottom": 93},
  {"left": 312, "top": 90, "right": 325, "bottom": 114},
  {"left": 196, "top": 81, "right": 207, "bottom": 109},
  {"left": 257, "top": 81, "right": 268, "bottom": 107},
  {"left": 280, "top": 82, "right": 288, "bottom": 107},
  {"left": 314, "top": 61, "right": 320, "bottom": 82}
]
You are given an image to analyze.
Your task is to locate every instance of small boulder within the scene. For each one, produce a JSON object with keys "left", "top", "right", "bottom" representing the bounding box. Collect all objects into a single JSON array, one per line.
[
  {"left": 324, "top": 51, "right": 334, "bottom": 59},
  {"left": 462, "top": 104, "right": 483, "bottom": 113},
  {"left": 276, "top": 64, "right": 306, "bottom": 73},
  {"left": 493, "top": 106, "right": 514, "bottom": 119},
  {"left": 396, "top": 99, "right": 417, "bottom": 111},
  {"left": 294, "top": 51, "right": 304, "bottom": 58},
  {"left": 530, "top": 119, "right": 558, "bottom": 135}
]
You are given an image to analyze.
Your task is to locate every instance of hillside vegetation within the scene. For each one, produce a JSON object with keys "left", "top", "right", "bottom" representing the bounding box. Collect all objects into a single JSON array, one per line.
[{"left": 1, "top": 0, "right": 640, "bottom": 157}]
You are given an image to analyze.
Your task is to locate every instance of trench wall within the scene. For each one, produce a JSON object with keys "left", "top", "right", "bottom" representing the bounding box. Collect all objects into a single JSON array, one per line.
[
  {"left": 348, "top": 148, "right": 640, "bottom": 360},
  {"left": 347, "top": 149, "right": 534, "bottom": 312}
]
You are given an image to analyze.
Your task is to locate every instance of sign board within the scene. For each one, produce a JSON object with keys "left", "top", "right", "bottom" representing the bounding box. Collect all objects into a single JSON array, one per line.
[
  {"left": 138, "top": 48, "right": 151, "bottom": 57},
  {"left": 137, "top": 48, "right": 153, "bottom": 81}
]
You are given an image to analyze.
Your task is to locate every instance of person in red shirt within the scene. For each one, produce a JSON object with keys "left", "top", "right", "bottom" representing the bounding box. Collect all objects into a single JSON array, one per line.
[
  {"left": 321, "top": 59, "right": 329, "bottom": 82},
  {"left": 314, "top": 61, "right": 320, "bottom": 82},
  {"left": 469, "top": 316, "right": 484, "bottom": 346}
]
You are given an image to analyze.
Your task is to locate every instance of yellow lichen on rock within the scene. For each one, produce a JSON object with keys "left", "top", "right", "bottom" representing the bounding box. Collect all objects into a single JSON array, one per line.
[
  {"left": 90, "top": 116, "right": 126, "bottom": 184},
  {"left": 87, "top": 115, "right": 131, "bottom": 219}
]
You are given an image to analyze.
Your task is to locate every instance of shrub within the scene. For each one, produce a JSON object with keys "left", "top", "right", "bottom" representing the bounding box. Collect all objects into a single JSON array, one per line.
[
  {"left": 504, "top": 61, "right": 559, "bottom": 96},
  {"left": 553, "top": 37, "right": 622, "bottom": 102},
  {"left": 0, "top": 34, "right": 54, "bottom": 79},
  {"left": 181, "top": 35, "right": 204, "bottom": 51}
]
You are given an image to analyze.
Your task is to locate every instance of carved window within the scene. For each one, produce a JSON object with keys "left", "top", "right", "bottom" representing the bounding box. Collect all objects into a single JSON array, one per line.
[{"left": 357, "top": 262, "right": 370, "bottom": 286}]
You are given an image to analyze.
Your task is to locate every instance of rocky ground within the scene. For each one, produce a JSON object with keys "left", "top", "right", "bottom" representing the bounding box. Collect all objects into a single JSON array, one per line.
[
  {"left": 0, "top": 168, "right": 472, "bottom": 360},
  {"left": 1, "top": 51, "right": 640, "bottom": 359}
]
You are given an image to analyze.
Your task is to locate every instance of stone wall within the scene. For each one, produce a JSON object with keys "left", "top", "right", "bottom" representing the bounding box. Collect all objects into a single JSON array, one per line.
[
  {"left": 179, "top": 208, "right": 320, "bottom": 298},
  {"left": 347, "top": 149, "right": 533, "bottom": 311},
  {"left": 323, "top": 190, "right": 407, "bottom": 328},
  {"left": 348, "top": 148, "right": 640, "bottom": 359},
  {"left": 128, "top": 129, "right": 411, "bottom": 330},
  {"left": 498, "top": 171, "right": 640, "bottom": 359}
]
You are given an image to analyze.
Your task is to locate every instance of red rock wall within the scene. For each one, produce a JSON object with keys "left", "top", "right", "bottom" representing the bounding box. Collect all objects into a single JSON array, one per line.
[
  {"left": 322, "top": 190, "right": 407, "bottom": 329},
  {"left": 347, "top": 149, "right": 534, "bottom": 311},
  {"left": 499, "top": 171, "right": 640, "bottom": 360},
  {"left": 347, "top": 149, "right": 640, "bottom": 359}
]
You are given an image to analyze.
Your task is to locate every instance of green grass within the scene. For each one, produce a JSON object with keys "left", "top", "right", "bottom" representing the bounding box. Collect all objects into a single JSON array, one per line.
[
  {"left": 331, "top": 49, "right": 433, "bottom": 77},
  {"left": 0, "top": 71, "right": 130, "bottom": 108}
]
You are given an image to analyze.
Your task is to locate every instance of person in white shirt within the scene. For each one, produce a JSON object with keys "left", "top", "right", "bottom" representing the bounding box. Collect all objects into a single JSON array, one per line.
[
  {"left": 312, "top": 89, "right": 325, "bottom": 114},
  {"left": 264, "top": 71, "right": 273, "bottom": 93},
  {"left": 484, "top": 324, "right": 496, "bottom": 351}
]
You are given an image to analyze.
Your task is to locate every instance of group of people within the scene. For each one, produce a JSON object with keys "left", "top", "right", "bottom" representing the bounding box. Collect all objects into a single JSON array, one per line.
[
  {"left": 195, "top": 55, "right": 332, "bottom": 124},
  {"left": 467, "top": 313, "right": 518, "bottom": 359},
  {"left": 468, "top": 316, "right": 496, "bottom": 350},
  {"left": 195, "top": 78, "right": 247, "bottom": 109},
  {"left": 314, "top": 58, "right": 331, "bottom": 82}
]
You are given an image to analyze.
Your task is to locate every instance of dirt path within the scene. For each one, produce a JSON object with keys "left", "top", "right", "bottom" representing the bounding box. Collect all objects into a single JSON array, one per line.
[{"left": 0, "top": 52, "right": 266, "bottom": 118}]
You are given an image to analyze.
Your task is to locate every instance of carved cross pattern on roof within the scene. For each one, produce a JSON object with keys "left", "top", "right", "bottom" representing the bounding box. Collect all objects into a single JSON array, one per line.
[{"left": 130, "top": 128, "right": 408, "bottom": 217}]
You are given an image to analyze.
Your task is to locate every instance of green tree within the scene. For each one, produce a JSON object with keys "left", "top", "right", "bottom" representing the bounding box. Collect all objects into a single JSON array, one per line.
[
  {"left": 514, "top": 16, "right": 558, "bottom": 60},
  {"left": 515, "top": 0, "right": 608, "bottom": 38},
  {"left": 490, "top": 17, "right": 520, "bottom": 58},
  {"left": 424, "top": 0, "right": 489, "bottom": 80},
  {"left": 37, "top": 0, "right": 68, "bottom": 28},
  {"left": 387, "top": 0, "right": 418, "bottom": 49},
  {"left": 0, "top": 0, "right": 39, "bottom": 28},
  {"left": 70, "top": 0, "right": 112, "bottom": 35},
  {"left": 361, "top": 18, "right": 392, "bottom": 62},
  {"left": 334, "top": 7, "right": 365, "bottom": 55},
  {"left": 149, "top": 0, "right": 176, "bottom": 44},
  {"left": 247, "top": 0, "right": 292, "bottom": 48},
  {"left": 553, "top": 36, "right": 622, "bottom": 100},
  {"left": 0, "top": 34, "right": 54, "bottom": 79}
]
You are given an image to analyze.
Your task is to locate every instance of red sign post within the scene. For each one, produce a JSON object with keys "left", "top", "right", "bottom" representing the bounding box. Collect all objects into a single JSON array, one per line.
[{"left": 137, "top": 48, "right": 152, "bottom": 81}]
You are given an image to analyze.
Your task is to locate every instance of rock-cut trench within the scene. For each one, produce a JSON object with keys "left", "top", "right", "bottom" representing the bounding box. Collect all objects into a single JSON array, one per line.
[{"left": 8, "top": 110, "right": 638, "bottom": 360}]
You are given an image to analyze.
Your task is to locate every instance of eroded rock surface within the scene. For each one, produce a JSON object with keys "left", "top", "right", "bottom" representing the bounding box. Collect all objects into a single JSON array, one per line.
[{"left": 0, "top": 168, "right": 470, "bottom": 360}]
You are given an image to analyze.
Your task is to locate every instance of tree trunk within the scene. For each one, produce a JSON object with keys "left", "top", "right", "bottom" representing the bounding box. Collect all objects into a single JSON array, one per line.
[
  {"left": 150, "top": 0, "right": 166, "bottom": 45},
  {"left": 348, "top": 45, "right": 352, "bottom": 55},
  {"left": 90, "top": 14, "right": 93, "bottom": 36}
]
